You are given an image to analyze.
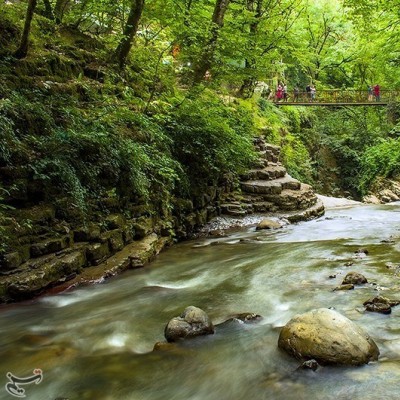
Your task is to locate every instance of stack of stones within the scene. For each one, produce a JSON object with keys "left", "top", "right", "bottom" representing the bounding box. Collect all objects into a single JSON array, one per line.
[{"left": 220, "top": 137, "right": 324, "bottom": 222}]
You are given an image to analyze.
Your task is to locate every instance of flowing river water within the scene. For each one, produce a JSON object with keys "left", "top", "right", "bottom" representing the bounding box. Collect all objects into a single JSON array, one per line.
[{"left": 1, "top": 202, "right": 400, "bottom": 400}]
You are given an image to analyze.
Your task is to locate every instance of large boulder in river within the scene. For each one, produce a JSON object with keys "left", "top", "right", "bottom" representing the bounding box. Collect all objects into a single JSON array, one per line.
[
  {"left": 164, "top": 306, "right": 215, "bottom": 342},
  {"left": 278, "top": 308, "right": 379, "bottom": 365}
]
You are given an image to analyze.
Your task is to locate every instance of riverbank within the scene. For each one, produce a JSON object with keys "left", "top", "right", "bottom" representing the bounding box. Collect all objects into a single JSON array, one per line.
[{"left": 0, "top": 137, "right": 325, "bottom": 303}]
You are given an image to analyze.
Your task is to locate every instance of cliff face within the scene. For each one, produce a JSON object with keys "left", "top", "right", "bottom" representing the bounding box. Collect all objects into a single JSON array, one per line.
[
  {"left": 0, "top": 179, "right": 233, "bottom": 302},
  {"left": 363, "top": 178, "right": 400, "bottom": 204}
]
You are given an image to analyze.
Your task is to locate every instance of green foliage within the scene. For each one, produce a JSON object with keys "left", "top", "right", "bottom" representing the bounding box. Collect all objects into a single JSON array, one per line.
[
  {"left": 2, "top": 90, "right": 56, "bottom": 137},
  {"left": 2, "top": 0, "right": 400, "bottom": 220},
  {"left": 26, "top": 107, "right": 181, "bottom": 212},
  {"left": 287, "top": 106, "right": 393, "bottom": 197},
  {"left": 0, "top": 185, "right": 14, "bottom": 254},
  {"left": 280, "top": 133, "right": 314, "bottom": 184},
  {"left": 0, "top": 109, "right": 19, "bottom": 164},
  {"left": 164, "top": 90, "right": 257, "bottom": 192},
  {"left": 359, "top": 139, "right": 400, "bottom": 195}
]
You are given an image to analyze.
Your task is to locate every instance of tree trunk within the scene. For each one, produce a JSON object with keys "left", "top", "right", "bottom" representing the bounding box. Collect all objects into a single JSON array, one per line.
[
  {"left": 184, "top": 0, "right": 193, "bottom": 28},
  {"left": 54, "top": 0, "right": 70, "bottom": 24},
  {"left": 238, "top": 60, "right": 257, "bottom": 98},
  {"left": 14, "top": 0, "right": 38, "bottom": 59},
  {"left": 238, "top": 0, "right": 262, "bottom": 98},
  {"left": 42, "top": 0, "right": 54, "bottom": 20},
  {"left": 115, "top": 0, "right": 145, "bottom": 69},
  {"left": 192, "top": 0, "right": 230, "bottom": 84}
]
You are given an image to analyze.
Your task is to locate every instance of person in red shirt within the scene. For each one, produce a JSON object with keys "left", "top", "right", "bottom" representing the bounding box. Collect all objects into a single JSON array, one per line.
[
  {"left": 373, "top": 84, "right": 380, "bottom": 102},
  {"left": 276, "top": 84, "right": 283, "bottom": 101}
]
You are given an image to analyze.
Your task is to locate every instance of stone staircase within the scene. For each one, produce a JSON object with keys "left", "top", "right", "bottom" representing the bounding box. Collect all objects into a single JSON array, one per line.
[{"left": 220, "top": 137, "right": 324, "bottom": 222}]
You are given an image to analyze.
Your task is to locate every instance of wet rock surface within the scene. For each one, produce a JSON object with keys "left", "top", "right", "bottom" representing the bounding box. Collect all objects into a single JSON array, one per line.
[
  {"left": 164, "top": 306, "right": 215, "bottom": 342},
  {"left": 363, "top": 295, "right": 400, "bottom": 314},
  {"left": 278, "top": 308, "right": 379, "bottom": 365},
  {"left": 297, "top": 359, "right": 320, "bottom": 371},
  {"left": 217, "top": 312, "right": 263, "bottom": 327},
  {"left": 256, "top": 219, "right": 282, "bottom": 230},
  {"left": 342, "top": 272, "right": 368, "bottom": 285},
  {"left": 334, "top": 284, "right": 354, "bottom": 291}
]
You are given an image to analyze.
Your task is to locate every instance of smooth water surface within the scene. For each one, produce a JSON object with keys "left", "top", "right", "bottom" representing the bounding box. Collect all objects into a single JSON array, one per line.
[{"left": 1, "top": 203, "right": 400, "bottom": 400}]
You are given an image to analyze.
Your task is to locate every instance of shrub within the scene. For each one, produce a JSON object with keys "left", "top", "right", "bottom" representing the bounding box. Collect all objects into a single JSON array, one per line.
[
  {"left": 164, "top": 90, "right": 256, "bottom": 192},
  {"left": 359, "top": 138, "right": 400, "bottom": 194}
]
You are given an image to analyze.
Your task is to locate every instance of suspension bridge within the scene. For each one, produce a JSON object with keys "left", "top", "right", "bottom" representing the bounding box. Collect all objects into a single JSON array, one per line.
[{"left": 272, "top": 90, "right": 399, "bottom": 106}]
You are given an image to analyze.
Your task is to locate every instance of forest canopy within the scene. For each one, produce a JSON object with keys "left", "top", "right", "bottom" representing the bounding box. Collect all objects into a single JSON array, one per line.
[
  {"left": 1, "top": 0, "right": 400, "bottom": 217},
  {"left": 4, "top": 0, "right": 400, "bottom": 91}
]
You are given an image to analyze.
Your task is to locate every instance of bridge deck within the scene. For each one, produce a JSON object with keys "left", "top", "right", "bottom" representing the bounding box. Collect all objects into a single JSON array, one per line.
[
  {"left": 265, "top": 89, "right": 398, "bottom": 106},
  {"left": 275, "top": 102, "right": 389, "bottom": 106}
]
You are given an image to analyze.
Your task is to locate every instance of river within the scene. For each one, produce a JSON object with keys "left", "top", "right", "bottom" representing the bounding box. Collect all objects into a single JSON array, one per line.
[{"left": 1, "top": 202, "right": 400, "bottom": 400}]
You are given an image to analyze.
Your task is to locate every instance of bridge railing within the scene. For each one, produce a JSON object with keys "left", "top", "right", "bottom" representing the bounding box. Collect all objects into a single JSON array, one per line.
[{"left": 272, "top": 90, "right": 400, "bottom": 103}]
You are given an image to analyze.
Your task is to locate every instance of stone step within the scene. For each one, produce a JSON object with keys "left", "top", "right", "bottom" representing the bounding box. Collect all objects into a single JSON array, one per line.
[
  {"left": 30, "top": 235, "right": 73, "bottom": 258},
  {"left": 266, "top": 153, "right": 279, "bottom": 163},
  {"left": 220, "top": 202, "right": 249, "bottom": 216},
  {"left": 259, "top": 185, "right": 318, "bottom": 211},
  {"left": 252, "top": 201, "right": 277, "bottom": 213},
  {"left": 241, "top": 165, "right": 287, "bottom": 181},
  {"left": 256, "top": 149, "right": 279, "bottom": 163},
  {"left": 240, "top": 180, "right": 283, "bottom": 195},
  {"left": 220, "top": 203, "right": 244, "bottom": 213},
  {"left": 265, "top": 143, "right": 281, "bottom": 156},
  {"left": 252, "top": 158, "right": 269, "bottom": 169},
  {"left": 284, "top": 199, "right": 325, "bottom": 223},
  {"left": 274, "top": 175, "right": 301, "bottom": 190}
]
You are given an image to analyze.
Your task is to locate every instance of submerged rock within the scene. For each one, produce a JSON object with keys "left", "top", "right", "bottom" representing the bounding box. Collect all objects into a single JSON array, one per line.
[
  {"left": 355, "top": 248, "right": 369, "bottom": 256},
  {"left": 153, "top": 342, "right": 177, "bottom": 352},
  {"left": 333, "top": 284, "right": 354, "bottom": 291},
  {"left": 342, "top": 272, "right": 368, "bottom": 285},
  {"left": 217, "top": 312, "right": 262, "bottom": 327},
  {"left": 164, "top": 306, "right": 214, "bottom": 342},
  {"left": 278, "top": 308, "right": 379, "bottom": 365},
  {"left": 256, "top": 219, "right": 282, "bottom": 230},
  {"left": 233, "top": 312, "right": 262, "bottom": 323},
  {"left": 365, "top": 303, "right": 392, "bottom": 314},
  {"left": 363, "top": 295, "right": 400, "bottom": 314},
  {"left": 297, "top": 359, "right": 320, "bottom": 371}
]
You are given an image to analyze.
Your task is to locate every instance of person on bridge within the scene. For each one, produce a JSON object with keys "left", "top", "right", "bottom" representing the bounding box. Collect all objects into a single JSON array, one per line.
[
  {"left": 283, "top": 84, "right": 288, "bottom": 102},
  {"left": 306, "top": 84, "right": 311, "bottom": 102},
  {"left": 373, "top": 84, "right": 380, "bottom": 102},
  {"left": 311, "top": 85, "right": 316, "bottom": 102},
  {"left": 276, "top": 84, "right": 283, "bottom": 101},
  {"left": 367, "top": 85, "right": 373, "bottom": 101}
]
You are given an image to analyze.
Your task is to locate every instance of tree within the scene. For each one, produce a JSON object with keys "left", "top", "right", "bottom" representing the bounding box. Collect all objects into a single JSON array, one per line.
[
  {"left": 14, "top": 0, "right": 38, "bottom": 59},
  {"left": 192, "top": 0, "right": 230, "bottom": 84},
  {"left": 42, "top": 0, "right": 54, "bottom": 20},
  {"left": 233, "top": 0, "right": 302, "bottom": 97},
  {"left": 237, "top": 0, "right": 263, "bottom": 98},
  {"left": 115, "top": 0, "right": 145, "bottom": 69},
  {"left": 54, "top": 0, "right": 70, "bottom": 23}
]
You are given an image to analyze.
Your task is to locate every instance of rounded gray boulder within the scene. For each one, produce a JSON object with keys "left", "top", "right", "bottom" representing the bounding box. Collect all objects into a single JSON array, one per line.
[
  {"left": 278, "top": 308, "right": 379, "bottom": 365},
  {"left": 342, "top": 272, "right": 368, "bottom": 285},
  {"left": 164, "top": 306, "right": 215, "bottom": 342}
]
